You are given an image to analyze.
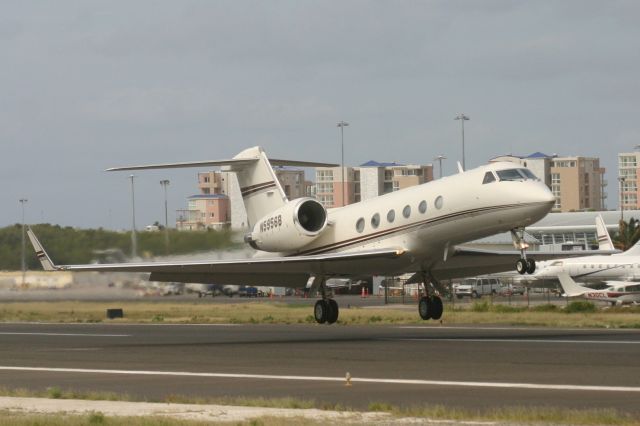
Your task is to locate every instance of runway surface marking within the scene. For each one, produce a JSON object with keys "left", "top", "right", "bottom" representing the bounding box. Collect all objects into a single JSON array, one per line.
[
  {"left": 388, "top": 338, "right": 640, "bottom": 345},
  {"left": 0, "top": 332, "right": 130, "bottom": 337},
  {"left": 1, "top": 366, "right": 639, "bottom": 393},
  {"left": 397, "top": 326, "right": 640, "bottom": 332}
]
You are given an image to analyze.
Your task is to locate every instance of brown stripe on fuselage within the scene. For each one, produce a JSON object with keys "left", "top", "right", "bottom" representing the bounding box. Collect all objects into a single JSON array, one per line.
[{"left": 290, "top": 202, "right": 546, "bottom": 256}]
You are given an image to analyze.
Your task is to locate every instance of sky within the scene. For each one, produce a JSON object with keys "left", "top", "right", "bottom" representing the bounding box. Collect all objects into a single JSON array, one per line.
[{"left": 2, "top": 1, "right": 640, "bottom": 229}]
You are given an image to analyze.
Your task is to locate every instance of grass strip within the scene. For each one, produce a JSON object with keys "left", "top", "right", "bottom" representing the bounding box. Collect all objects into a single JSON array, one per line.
[
  {"left": 0, "top": 386, "right": 638, "bottom": 425},
  {"left": 0, "top": 300, "right": 639, "bottom": 328}
]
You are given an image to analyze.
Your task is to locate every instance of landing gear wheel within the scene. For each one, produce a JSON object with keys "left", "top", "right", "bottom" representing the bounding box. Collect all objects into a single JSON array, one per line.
[
  {"left": 327, "top": 299, "right": 339, "bottom": 324},
  {"left": 430, "top": 296, "right": 443, "bottom": 320},
  {"left": 516, "top": 258, "right": 527, "bottom": 275},
  {"left": 314, "top": 300, "right": 329, "bottom": 324},
  {"left": 526, "top": 258, "right": 536, "bottom": 274},
  {"left": 419, "top": 296, "right": 432, "bottom": 320}
]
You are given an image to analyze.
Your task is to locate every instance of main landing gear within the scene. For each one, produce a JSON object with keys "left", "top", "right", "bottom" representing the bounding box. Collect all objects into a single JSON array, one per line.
[
  {"left": 309, "top": 277, "right": 339, "bottom": 324},
  {"left": 512, "top": 228, "right": 536, "bottom": 275},
  {"left": 314, "top": 299, "right": 339, "bottom": 324},
  {"left": 418, "top": 273, "right": 443, "bottom": 321}
]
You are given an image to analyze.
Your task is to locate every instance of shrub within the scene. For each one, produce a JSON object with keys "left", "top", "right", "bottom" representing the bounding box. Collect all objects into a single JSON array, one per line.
[
  {"left": 471, "top": 301, "right": 490, "bottom": 312},
  {"left": 565, "top": 301, "right": 597, "bottom": 313}
]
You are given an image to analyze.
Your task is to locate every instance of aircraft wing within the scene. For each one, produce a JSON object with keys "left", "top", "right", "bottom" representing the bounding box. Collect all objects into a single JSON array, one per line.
[
  {"left": 429, "top": 247, "right": 619, "bottom": 280},
  {"left": 27, "top": 228, "right": 406, "bottom": 287}
]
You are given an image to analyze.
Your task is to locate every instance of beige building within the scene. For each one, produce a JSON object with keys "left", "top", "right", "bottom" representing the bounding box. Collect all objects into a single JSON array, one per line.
[
  {"left": 176, "top": 194, "right": 231, "bottom": 231},
  {"left": 491, "top": 153, "right": 606, "bottom": 212},
  {"left": 618, "top": 151, "right": 640, "bottom": 210},
  {"left": 315, "top": 161, "right": 434, "bottom": 209},
  {"left": 273, "top": 167, "right": 306, "bottom": 199},
  {"left": 550, "top": 156, "right": 605, "bottom": 212}
]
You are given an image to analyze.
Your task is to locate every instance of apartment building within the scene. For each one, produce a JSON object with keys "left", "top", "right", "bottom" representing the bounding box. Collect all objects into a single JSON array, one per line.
[
  {"left": 314, "top": 161, "right": 434, "bottom": 209},
  {"left": 618, "top": 151, "right": 640, "bottom": 210},
  {"left": 550, "top": 156, "right": 605, "bottom": 212},
  {"left": 176, "top": 194, "right": 230, "bottom": 231}
]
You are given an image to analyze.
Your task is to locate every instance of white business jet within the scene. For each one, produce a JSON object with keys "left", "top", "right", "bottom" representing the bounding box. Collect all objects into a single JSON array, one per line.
[
  {"left": 557, "top": 273, "right": 640, "bottom": 306},
  {"left": 28, "top": 146, "right": 556, "bottom": 324},
  {"left": 528, "top": 215, "right": 640, "bottom": 285}
]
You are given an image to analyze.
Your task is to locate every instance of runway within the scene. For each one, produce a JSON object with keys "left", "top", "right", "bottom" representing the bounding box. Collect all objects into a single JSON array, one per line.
[{"left": 0, "top": 322, "right": 639, "bottom": 414}]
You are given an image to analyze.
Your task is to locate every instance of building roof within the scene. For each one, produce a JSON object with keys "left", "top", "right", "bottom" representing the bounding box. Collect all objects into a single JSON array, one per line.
[
  {"left": 188, "top": 194, "right": 229, "bottom": 200},
  {"left": 526, "top": 151, "right": 551, "bottom": 158},
  {"left": 528, "top": 210, "right": 640, "bottom": 232},
  {"left": 360, "top": 160, "right": 404, "bottom": 167}
]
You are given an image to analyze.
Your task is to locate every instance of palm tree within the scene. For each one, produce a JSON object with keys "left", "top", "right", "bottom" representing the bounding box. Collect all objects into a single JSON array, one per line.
[{"left": 613, "top": 218, "right": 640, "bottom": 251}]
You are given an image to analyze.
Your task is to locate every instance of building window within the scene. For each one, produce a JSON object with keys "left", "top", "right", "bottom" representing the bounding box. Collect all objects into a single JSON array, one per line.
[
  {"left": 356, "top": 218, "right": 365, "bottom": 233},
  {"left": 393, "top": 181, "right": 400, "bottom": 191},
  {"left": 435, "top": 196, "right": 443, "bottom": 209},
  {"left": 371, "top": 213, "right": 380, "bottom": 229},
  {"left": 418, "top": 200, "right": 427, "bottom": 214},
  {"left": 387, "top": 209, "right": 395, "bottom": 223},
  {"left": 384, "top": 170, "right": 393, "bottom": 181},
  {"left": 551, "top": 173, "right": 560, "bottom": 184},
  {"left": 403, "top": 205, "right": 411, "bottom": 218}
]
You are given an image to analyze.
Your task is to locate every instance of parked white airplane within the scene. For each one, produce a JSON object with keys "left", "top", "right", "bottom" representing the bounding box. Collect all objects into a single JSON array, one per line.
[
  {"left": 527, "top": 215, "right": 640, "bottom": 285},
  {"left": 557, "top": 272, "right": 640, "bottom": 305},
  {"left": 28, "top": 146, "right": 557, "bottom": 324}
]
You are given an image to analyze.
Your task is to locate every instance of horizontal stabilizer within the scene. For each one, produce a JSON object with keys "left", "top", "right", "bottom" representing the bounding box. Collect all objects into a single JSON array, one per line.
[{"left": 106, "top": 158, "right": 337, "bottom": 172}]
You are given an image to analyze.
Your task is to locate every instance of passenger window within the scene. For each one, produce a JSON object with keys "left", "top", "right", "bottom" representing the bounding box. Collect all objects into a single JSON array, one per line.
[
  {"left": 482, "top": 172, "right": 496, "bottom": 184},
  {"left": 387, "top": 209, "right": 395, "bottom": 223},
  {"left": 418, "top": 200, "right": 427, "bottom": 214},
  {"left": 371, "top": 213, "right": 380, "bottom": 229},
  {"left": 435, "top": 196, "right": 443, "bottom": 209},
  {"left": 403, "top": 205, "right": 411, "bottom": 218},
  {"left": 356, "top": 218, "right": 365, "bottom": 233}
]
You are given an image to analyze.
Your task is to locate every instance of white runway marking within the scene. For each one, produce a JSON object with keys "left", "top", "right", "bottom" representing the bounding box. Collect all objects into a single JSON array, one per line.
[
  {"left": 397, "top": 325, "right": 640, "bottom": 332},
  {"left": 0, "top": 332, "right": 130, "bottom": 337},
  {"left": 1, "top": 366, "right": 639, "bottom": 393},
  {"left": 388, "top": 338, "right": 640, "bottom": 345}
]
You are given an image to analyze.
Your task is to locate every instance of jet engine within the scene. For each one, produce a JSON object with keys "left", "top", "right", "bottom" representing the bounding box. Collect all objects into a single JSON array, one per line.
[{"left": 245, "top": 198, "right": 328, "bottom": 252}]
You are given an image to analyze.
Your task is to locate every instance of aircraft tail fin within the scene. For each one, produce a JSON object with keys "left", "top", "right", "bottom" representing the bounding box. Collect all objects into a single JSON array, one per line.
[
  {"left": 595, "top": 214, "right": 614, "bottom": 251},
  {"left": 226, "top": 146, "right": 288, "bottom": 227},
  {"left": 106, "top": 146, "right": 337, "bottom": 228},
  {"left": 26, "top": 228, "right": 58, "bottom": 271},
  {"left": 557, "top": 272, "right": 587, "bottom": 297}
]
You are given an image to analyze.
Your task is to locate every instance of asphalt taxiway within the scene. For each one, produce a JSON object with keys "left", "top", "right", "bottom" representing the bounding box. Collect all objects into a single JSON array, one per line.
[{"left": 0, "top": 322, "right": 638, "bottom": 414}]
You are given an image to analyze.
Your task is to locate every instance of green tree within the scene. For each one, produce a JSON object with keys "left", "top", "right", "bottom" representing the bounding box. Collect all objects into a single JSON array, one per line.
[
  {"left": 613, "top": 218, "right": 640, "bottom": 251},
  {"left": 0, "top": 224, "right": 240, "bottom": 271}
]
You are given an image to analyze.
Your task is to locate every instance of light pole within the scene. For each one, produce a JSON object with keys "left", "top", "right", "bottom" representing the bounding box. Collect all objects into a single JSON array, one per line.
[
  {"left": 129, "top": 175, "right": 137, "bottom": 258},
  {"left": 160, "top": 179, "right": 170, "bottom": 255},
  {"left": 454, "top": 113, "right": 470, "bottom": 170},
  {"left": 433, "top": 155, "right": 446, "bottom": 179},
  {"left": 19, "top": 198, "right": 27, "bottom": 285},
  {"left": 619, "top": 176, "right": 626, "bottom": 223},
  {"left": 337, "top": 121, "right": 349, "bottom": 207}
]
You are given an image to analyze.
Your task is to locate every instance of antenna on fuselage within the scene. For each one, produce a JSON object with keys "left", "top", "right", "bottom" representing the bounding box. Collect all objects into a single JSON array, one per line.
[{"left": 457, "top": 161, "right": 464, "bottom": 173}]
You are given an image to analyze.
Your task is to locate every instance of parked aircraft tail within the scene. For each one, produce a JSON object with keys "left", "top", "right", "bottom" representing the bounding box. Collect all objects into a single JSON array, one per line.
[
  {"left": 595, "top": 214, "right": 614, "bottom": 251},
  {"left": 557, "top": 272, "right": 587, "bottom": 297}
]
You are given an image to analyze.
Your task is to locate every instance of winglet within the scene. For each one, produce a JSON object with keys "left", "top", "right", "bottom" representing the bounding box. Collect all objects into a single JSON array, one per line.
[
  {"left": 26, "top": 227, "right": 58, "bottom": 271},
  {"left": 557, "top": 272, "right": 586, "bottom": 297}
]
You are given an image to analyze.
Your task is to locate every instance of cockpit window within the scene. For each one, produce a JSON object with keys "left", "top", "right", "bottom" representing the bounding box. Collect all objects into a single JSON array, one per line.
[
  {"left": 482, "top": 172, "right": 496, "bottom": 184},
  {"left": 496, "top": 168, "right": 538, "bottom": 181},
  {"left": 519, "top": 168, "right": 538, "bottom": 180}
]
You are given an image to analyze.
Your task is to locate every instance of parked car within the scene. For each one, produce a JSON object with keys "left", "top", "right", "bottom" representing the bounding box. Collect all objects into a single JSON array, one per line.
[
  {"left": 455, "top": 277, "right": 503, "bottom": 298},
  {"left": 499, "top": 283, "right": 526, "bottom": 296}
]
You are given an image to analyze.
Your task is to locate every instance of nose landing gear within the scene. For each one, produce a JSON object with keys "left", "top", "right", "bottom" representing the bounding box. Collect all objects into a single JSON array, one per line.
[{"left": 512, "top": 228, "right": 536, "bottom": 274}]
